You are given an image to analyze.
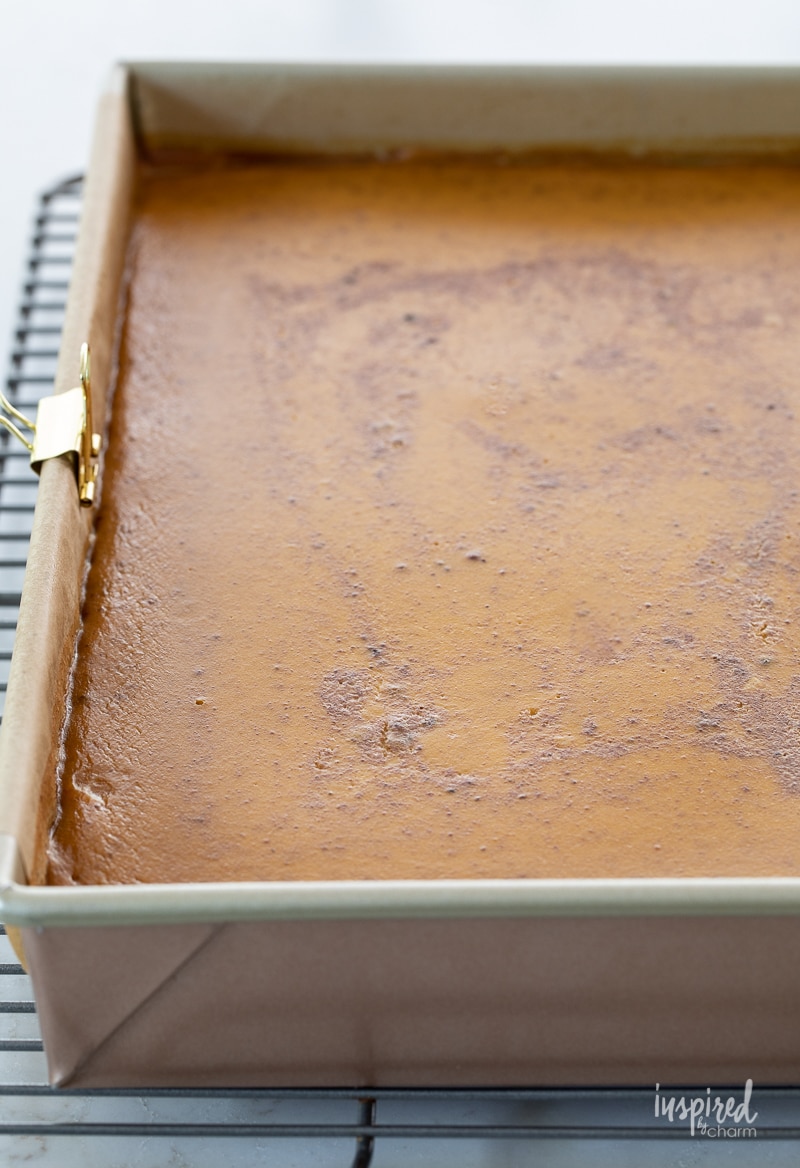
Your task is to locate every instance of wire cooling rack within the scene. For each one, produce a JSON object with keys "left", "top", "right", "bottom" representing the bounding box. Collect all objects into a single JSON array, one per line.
[{"left": 2, "top": 177, "right": 800, "bottom": 1167}]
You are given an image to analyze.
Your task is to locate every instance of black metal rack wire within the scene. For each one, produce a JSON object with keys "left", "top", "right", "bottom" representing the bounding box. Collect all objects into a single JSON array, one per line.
[{"left": 2, "top": 177, "right": 800, "bottom": 1166}]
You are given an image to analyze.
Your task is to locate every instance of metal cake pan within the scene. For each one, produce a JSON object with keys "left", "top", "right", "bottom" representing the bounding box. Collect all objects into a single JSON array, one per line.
[{"left": 2, "top": 63, "right": 800, "bottom": 1087}]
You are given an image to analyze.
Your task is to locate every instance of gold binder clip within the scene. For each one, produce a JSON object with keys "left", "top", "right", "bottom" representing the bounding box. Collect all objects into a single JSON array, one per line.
[{"left": 0, "top": 342, "right": 102, "bottom": 507}]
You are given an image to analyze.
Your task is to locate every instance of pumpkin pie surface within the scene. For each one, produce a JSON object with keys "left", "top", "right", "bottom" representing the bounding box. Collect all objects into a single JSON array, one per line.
[{"left": 47, "top": 158, "right": 800, "bottom": 883}]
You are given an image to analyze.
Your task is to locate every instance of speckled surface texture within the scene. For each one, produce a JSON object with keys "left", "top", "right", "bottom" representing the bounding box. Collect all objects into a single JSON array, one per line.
[{"left": 47, "top": 158, "right": 800, "bottom": 882}]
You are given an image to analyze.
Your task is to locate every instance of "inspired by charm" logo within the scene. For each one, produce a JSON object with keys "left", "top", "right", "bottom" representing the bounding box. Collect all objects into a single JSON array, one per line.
[{"left": 654, "top": 1080, "right": 758, "bottom": 1138}]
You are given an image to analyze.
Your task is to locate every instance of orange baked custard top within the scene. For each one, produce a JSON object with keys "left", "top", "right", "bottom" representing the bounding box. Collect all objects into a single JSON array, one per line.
[{"left": 47, "top": 158, "right": 800, "bottom": 884}]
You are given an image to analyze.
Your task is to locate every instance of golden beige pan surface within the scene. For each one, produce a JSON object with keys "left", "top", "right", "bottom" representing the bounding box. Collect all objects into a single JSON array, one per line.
[{"left": 46, "top": 158, "right": 800, "bottom": 885}]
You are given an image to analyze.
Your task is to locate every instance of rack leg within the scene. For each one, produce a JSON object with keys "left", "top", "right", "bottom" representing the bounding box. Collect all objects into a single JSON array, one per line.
[{"left": 351, "top": 1097, "right": 376, "bottom": 1168}]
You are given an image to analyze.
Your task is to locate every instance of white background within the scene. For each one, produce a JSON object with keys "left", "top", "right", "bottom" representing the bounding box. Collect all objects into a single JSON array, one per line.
[{"left": 4, "top": 0, "right": 800, "bottom": 357}]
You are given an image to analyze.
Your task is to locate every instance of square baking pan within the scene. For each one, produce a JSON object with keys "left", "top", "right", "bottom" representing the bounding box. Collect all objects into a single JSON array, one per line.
[{"left": 3, "top": 62, "right": 800, "bottom": 1088}]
